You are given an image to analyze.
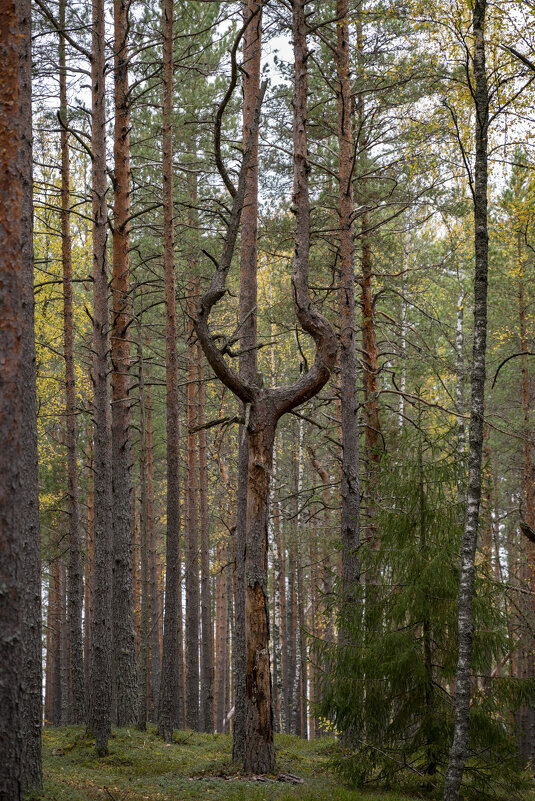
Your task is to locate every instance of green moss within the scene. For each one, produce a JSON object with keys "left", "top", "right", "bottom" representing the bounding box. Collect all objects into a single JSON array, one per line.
[{"left": 26, "top": 726, "right": 420, "bottom": 801}]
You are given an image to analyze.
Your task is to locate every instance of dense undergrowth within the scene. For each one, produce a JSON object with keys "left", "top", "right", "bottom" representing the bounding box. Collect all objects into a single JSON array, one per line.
[{"left": 29, "top": 726, "right": 421, "bottom": 801}]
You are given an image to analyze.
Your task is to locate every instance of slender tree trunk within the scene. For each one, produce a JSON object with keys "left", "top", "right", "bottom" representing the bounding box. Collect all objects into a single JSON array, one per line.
[
  {"left": 186, "top": 278, "right": 200, "bottom": 731},
  {"left": 158, "top": 0, "right": 182, "bottom": 740},
  {"left": 19, "top": 0, "right": 42, "bottom": 786},
  {"left": 59, "top": 559, "right": 70, "bottom": 725},
  {"left": 443, "top": 2, "right": 489, "bottom": 797},
  {"left": 137, "top": 333, "right": 149, "bottom": 731},
  {"left": 297, "top": 546, "right": 307, "bottom": 738},
  {"left": 517, "top": 246, "right": 535, "bottom": 762},
  {"left": 308, "top": 513, "right": 319, "bottom": 739},
  {"left": 133, "top": 488, "right": 140, "bottom": 658},
  {"left": 144, "top": 372, "right": 160, "bottom": 719},
  {"left": 274, "top": 478, "right": 288, "bottom": 734},
  {"left": 84, "top": 428, "right": 95, "bottom": 711},
  {"left": 233, "top": 0, "right": 262, "bottom": 759},
  {"left": 48, "top": 560, "right": 62, "bottom": 725},
  {"left": 287, "top": 538, "right": 296, "bottom": 733},
  {"left": 336, "top": 0, "right": 360, "bottom": 618},
  {"left": 226, "top": 542, "right": 234, "bottom": 732},
  {"left": 198, "top": 344, "right": 214, "bottom": 731},
  {"left": 111, "top": 0, "right": 137, "bottom": 728},
  {"left": 88, "top": 0, "right": 113, "bottom": 757},
  {"left": 294, "top": 421, "right": 305, "bottom": 737},
  {"left": 355, "top": 11, "right": 380, "bottom": 578},
  {"left": 59, "top": 0, "right": 84, "bottom": 725},
  {"left": 271, "top": 443, "right": 281, "bottom": 734},
  {"left": 215, "top": 540, "right": 228, "bottom": 733}
]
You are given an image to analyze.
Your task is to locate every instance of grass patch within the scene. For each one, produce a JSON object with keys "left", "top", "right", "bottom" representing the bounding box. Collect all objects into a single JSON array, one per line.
[{"left": 27, "top": 726, "right": 421, "bottom": 801}]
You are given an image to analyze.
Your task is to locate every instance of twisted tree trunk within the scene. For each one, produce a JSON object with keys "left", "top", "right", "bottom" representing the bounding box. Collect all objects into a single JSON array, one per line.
[{"left": 194, "top": 0, "right": 337, "bottom": 770}]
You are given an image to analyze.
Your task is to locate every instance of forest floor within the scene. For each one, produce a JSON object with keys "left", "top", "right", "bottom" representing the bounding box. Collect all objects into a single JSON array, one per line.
[{"left": 29, "top": 726, "right": 420, "bottom": 801}]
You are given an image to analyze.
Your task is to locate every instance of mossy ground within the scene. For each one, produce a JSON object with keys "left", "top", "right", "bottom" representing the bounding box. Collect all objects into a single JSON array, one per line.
[{"left": 29, "top": 726, "right": 419, "bottom": 801}]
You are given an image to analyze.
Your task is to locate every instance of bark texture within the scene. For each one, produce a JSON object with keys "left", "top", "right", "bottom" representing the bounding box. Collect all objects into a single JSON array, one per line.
[
  {"left": 443, "top": 2, "right": 489, "bottom": 797},
  {"left": 336, "top": 0, "right": 360, "bottom": 619},
  {"left": 186, "top": 279, "right": 200, "bottom": 730},
  {"left": 0, "top": 2, "right": 28, "bottom": 794},
  {"left": 198, "top": 344, "right": 214, "bottom": 732},
  {"left": 111, "top": 0, "right": 138, "bottom": 728},
  {"left": 88, "top": 0, "right": 113, "bottom": 757},
  {"left": 137, "top": 333, "right": 149, "bottom": 731},
  {"left": 157, "top": 0, "right": 182, "bottom": 740},
  {"left": 19, "top": 0, "right": 42, "bottom": 788},
  {"left": 59, "top": 0, "right": 84, "bottom": 725},
  {"left": 233, "top": 0, "right": 262, "bottom": 757}
]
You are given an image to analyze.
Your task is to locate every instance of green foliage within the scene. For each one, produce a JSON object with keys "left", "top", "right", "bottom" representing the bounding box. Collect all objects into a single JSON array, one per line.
[{"left": 316, "top": 430, "right": 531, "bottom": 798}]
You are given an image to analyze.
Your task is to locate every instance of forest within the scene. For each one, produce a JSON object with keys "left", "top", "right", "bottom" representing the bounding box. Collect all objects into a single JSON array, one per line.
[{"left": 2, "top": 0, "right": 535, "bottom": 799}]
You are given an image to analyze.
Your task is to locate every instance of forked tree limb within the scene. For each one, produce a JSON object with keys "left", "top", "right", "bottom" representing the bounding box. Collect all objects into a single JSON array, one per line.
[{"left": 195, "top": 0, "right": 337, "bottom": 420}]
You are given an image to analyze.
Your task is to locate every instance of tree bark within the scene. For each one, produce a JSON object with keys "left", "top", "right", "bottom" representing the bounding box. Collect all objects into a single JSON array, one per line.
[
  {"left": 84, "top": 426, "right": 95, "bottom": 712},
  {"left": 137, "top": 332, "right": 149, "bottom": 731},
  {"left": 158, "top": 0, "right": 182, "bottom": 740},
  {"left": 111, "top": 0, "right": 138, "bottom": 728},
  {"left": 336, "top": 0, "right": 360, "bottom": 612},
  {"left": 186, "top": 277, "right": 200, "bottom": 731},
  {"left": 443, "top": 2, "right": 489, "bottom": 797},
  {"left": 0, "top": 1, "right": 35, "bottom": 794},
  {"left": 146, "top": 379, "right": 161, "bottom": 721},
  {"left": 198, "top": 343, "right": 214, "bottom": 732},
  {"left": 355, "top": 10, "right": 380, "bottom": 584},
  {"left": 233, "top": 0, "right": 262, "bottom": 759},
  {"left": 274, "top": 483, "right": 288, "bottom": 733},
  {"left": 88, "top": 0, "right": 113, "bottom": 757},
  {"left": 19, "top": 0, "right": 42, "bottom": 787},
  {"left": 517, "top": 238, "right": 535, "bottom": 762},
  {"left": 59, "top": 0, "right": 84, "bottom": 726},
  {"left": 215, "top": 539, "right": 229, "bottom": 732}
]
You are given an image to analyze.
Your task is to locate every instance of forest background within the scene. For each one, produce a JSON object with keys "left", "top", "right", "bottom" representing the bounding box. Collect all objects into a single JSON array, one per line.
[{"left": 4, "top": 0, "right": 535, "bottom": 799}]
